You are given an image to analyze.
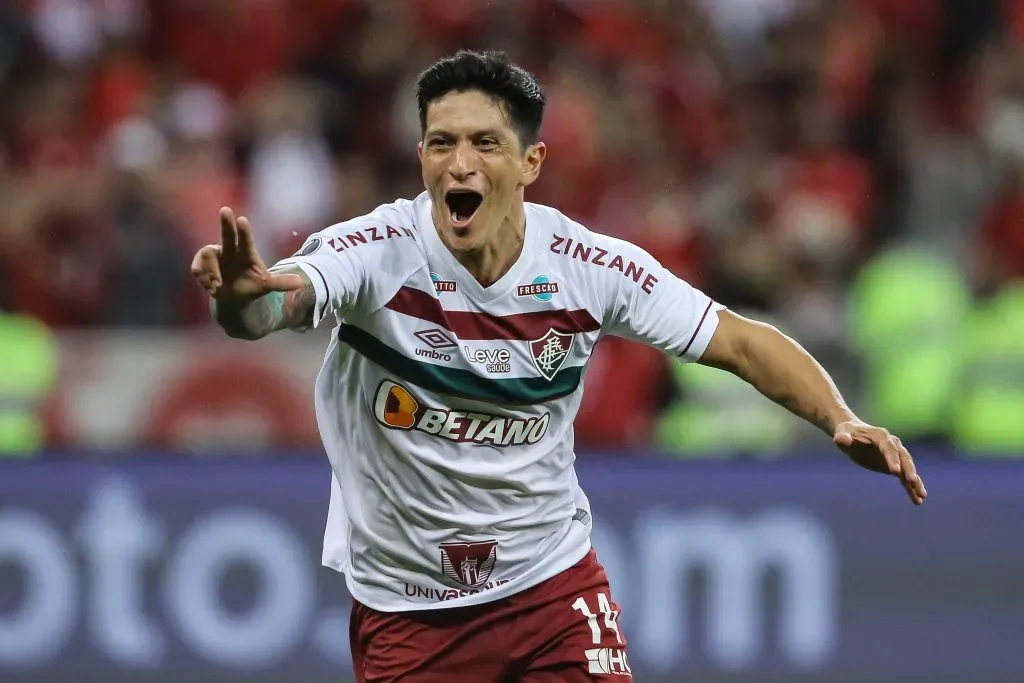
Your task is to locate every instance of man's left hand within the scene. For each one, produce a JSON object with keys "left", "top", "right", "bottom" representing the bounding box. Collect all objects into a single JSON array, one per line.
[{"left": 833, "top": 421, "right": 928, "bottom": 505}]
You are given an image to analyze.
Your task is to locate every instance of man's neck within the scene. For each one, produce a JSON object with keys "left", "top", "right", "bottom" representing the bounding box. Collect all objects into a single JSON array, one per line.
[{"left": 439, "top": 206, "right": 527, "bottom": 287}]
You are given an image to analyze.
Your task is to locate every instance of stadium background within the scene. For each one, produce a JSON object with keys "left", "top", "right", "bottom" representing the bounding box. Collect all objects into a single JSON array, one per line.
[{"left": 0, "top": 0, "right": 1021, "bottom": 681}]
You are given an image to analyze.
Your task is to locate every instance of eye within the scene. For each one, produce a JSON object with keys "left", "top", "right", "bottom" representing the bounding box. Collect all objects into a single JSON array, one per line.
[
  {"left": 477, "top": 138, "right": 498, "bottom": 150},
  {"left": 428, "top": 138, "right": 452, "bottom": 149}
]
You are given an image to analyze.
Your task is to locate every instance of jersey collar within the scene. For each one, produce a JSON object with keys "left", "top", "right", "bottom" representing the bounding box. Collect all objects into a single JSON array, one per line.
[{"left": 418, "top": 192, "right": 537, "bottom": 303}]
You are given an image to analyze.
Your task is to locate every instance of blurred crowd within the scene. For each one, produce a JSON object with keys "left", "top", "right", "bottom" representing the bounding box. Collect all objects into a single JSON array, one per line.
[{"left": 0, "top": 0, "right": 1022, "bottom": 456}]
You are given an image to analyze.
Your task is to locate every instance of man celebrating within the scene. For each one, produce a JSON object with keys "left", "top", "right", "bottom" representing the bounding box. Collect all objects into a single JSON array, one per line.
[{"left": 190, "top": 50, "right": 926, "bottom": 682}]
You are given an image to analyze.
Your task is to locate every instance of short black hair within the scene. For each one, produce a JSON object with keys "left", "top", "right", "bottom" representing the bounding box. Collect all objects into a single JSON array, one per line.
[{"left": 416, "top": 50, "right": 546, "bottom": 148}]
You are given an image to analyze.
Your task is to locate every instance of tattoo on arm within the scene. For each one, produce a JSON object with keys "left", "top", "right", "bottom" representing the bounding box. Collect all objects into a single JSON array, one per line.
[{"left": 213, "top": 269, "right": 316, "bottom": 340}]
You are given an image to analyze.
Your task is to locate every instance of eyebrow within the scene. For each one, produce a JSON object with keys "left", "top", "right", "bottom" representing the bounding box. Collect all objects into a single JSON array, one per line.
[{"left": 425, "top": 128, "right": 505, "bottom": 140}]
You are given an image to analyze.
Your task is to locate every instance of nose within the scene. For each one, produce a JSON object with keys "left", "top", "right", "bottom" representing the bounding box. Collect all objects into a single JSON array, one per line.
[{"left": 448, "top": 143, "right": 477, "bottom": 182}]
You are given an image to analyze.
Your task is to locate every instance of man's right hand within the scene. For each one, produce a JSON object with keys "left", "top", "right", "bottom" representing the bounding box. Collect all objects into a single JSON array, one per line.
[{"left": 190, "top": 207, "right": 305, "bottom": 301}]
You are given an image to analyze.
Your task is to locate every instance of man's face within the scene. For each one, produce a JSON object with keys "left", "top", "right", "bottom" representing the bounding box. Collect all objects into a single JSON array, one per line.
[{"left": 419, "top": 90, "right": 544, "bottom": 253}]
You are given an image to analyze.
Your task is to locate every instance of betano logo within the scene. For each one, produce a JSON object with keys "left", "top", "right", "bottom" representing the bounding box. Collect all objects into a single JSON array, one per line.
[{"left": 373, "top": 380, "right": 550, "bottom": 446}]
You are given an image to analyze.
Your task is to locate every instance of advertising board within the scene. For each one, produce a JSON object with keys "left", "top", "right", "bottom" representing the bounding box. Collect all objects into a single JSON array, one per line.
[{"left": 0, "top": 457, "right": 1019, "bottom": 683}]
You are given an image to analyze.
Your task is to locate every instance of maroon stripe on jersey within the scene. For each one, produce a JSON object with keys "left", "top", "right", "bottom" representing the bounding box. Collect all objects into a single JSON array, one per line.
[
  {"left": 385, "top": 286, "right": 601, "bottom": 340},
  {"left": 680, "top": 300, "right": 714, "bottom": 357},
  {"left": 305, "top": 263, "right": 331, "bottom": 322}
]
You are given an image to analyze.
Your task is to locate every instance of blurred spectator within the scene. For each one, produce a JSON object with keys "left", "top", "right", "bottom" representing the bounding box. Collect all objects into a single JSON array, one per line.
[
  {"left": 0, "top": 311, "right": 58, "bottom": 457},
  {"left": 953, "top": 280, "right": 1024, "bottom": 455},
  {"left": 978, "top": 165, "right": 1024, "bottom": 286},
  {"left": 242, "top": 79, "right": 338, "bottom": 260},
  {"left": 101, "top": 122, "right": 194, "bottom": 326}
]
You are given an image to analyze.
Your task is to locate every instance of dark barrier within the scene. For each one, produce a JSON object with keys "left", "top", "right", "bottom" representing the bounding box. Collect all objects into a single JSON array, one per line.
[{"left": 0, "top": 455, "right": 1020, "bottom": 683}]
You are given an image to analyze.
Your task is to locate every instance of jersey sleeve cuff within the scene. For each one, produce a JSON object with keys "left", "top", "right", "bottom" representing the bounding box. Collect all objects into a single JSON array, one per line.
[
  {"left": 678, "top": 301, "right": 726, "bottom": 362},
  {"left": 271, "top": 258, "right": 331, "bottom": 328}
]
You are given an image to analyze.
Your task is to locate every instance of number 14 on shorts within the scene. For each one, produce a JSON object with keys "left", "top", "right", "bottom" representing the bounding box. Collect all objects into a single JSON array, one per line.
[{"left": 571, "top": 592, "right": 632, "bottom": 676}]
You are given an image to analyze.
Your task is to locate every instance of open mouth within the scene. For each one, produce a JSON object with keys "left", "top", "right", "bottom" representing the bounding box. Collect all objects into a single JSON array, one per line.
[{"left": 444, "top": 190, "right": 483, "bottom": 228}]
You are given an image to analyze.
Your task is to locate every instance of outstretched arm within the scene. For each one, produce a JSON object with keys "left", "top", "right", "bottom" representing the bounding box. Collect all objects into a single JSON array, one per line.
[
  {"left": 699, "top": 310, "right": 927, "bottom": 505},
  {"left": 212, "top": 267, "right": 316, "bottom": 340},
  {"left": 699, "top": 311, "right": 855, "bottom": 435},
  {"left": 190, "top": 208, "right": 313, "bottom": 341}
]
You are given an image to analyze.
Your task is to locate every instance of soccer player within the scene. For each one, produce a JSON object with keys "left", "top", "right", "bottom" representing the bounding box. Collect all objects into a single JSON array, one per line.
[{"left": 190, "top": 51, "right": 926, "bottom": 682}]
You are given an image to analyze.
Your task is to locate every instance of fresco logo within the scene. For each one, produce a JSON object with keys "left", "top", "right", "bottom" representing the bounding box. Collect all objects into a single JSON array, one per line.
[{"left": 517, "top": 275, "right": 559, "bottom": 301}]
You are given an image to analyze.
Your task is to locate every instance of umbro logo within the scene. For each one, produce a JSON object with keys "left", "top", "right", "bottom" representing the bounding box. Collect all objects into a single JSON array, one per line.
[{"left": 414, "top": 328, "right": 457, "bottom": 350}]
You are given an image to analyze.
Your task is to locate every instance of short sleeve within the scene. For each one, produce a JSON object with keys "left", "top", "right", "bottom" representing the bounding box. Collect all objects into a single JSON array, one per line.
[
  {"left": 270, "top": 229, "right": 365, "bottom": 328},
  {"left": 603, "top": 243, "right": 725, "bottom": 362}
]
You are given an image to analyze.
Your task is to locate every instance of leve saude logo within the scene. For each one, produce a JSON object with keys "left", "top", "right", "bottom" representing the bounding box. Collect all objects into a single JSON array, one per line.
[
  {"left": 464, "top": 345, "right": 512, "bottom": 374},
  {"left": 517, "top": 275, "right": 559, "bottom": 301}
]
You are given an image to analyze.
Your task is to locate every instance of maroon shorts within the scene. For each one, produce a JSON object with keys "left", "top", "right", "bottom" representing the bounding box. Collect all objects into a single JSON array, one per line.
[{"left": 350, "top": 549, "right": 632, "bottom": 682}]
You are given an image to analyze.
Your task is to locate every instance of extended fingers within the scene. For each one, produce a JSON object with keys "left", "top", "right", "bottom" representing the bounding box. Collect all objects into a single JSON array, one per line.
[
  {"left": 220, "top": 207, "right": 237, "bottom": 255},
  {"left": 236, "top": 216, "right": 258, "bottom": 259},
  {"left": 840, "top": 422, "right": 927, "bottom": 505},
  {"left": 895, "top": 438, "right": 916, "bottom": 479},
  {"left": 895, "top": 439, "right": 927, "bottom": 504},
  {"left": 851, "top": 425, "right": 902, "bottom": 475},
  {"left": 878, "top": 432, "right": 903, "bottom": 476}
]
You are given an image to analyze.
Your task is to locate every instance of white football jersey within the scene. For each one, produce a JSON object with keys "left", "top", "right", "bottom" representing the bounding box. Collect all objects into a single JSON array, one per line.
[{"left": 272, "top": 192, "right": 724, "bottom": 611}]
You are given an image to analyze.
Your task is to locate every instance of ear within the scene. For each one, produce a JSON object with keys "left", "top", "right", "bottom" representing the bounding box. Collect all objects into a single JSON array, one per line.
[
  {"left": 417, "top": 141, "right": 424, "bottom": 162},
  {"left": 520, "top": 141, "right": 546, "bottom": 188}
]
